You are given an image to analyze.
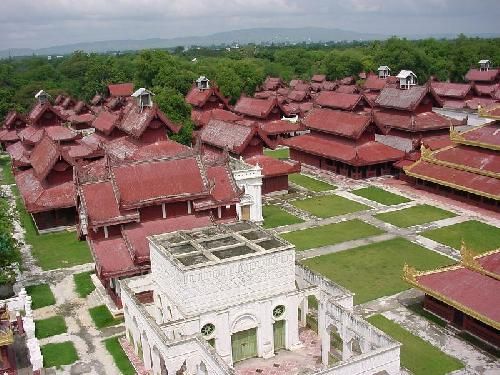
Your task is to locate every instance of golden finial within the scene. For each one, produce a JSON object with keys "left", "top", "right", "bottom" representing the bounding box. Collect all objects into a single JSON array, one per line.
[
  {"left": 403, "top": 263, "right": 417, "bottom": 283},
  {"left": 460, "top": 240, "right": 481, "bottom": 270},
  {"left": 420, "top": 144, "right": 432, "bottom": 160}
]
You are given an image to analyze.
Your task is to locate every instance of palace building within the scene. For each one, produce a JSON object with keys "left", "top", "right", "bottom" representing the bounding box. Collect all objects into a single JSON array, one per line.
[
  {"left": 121, "top": 222, "right": 401, "bottom": 375},
  {"left": 404, "top": 245, "right": 499, "bottom": 347}
]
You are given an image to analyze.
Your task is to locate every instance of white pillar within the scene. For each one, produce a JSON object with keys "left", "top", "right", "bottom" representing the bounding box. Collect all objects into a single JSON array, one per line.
[
  {"left": 300, "top": 297, "right": 309, "bottom": 326},
  {"left": 318, "top": 300, "right": 330, "bottom": 366},
  {"left": 260, "top": 300, "right": 274, "bottom": 359}
]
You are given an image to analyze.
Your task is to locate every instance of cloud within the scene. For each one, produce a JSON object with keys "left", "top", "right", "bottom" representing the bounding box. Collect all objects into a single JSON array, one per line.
[{"left": 0, "top": 0, "right": 498, "bottom": 49}]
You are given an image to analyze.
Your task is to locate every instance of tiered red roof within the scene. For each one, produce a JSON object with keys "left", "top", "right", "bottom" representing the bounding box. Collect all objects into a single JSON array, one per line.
[
  {"left": 315, "top": 91, "right": 368, "bottom": 111},
  {"left": 233, "top": 97, "right": 283, "bottom": 119},
  {"left": 373, "top": 110, "right": 463, "bottom": 132},
  {"left": 375, "top": 86, "right": 443, "bottom": 111},
  {"left": 185, "top": 85, "right": 229, "bottom": 109},
  {"left": 191, "top": 108, "right": 241, "bottom": 128},
  {"left": 261, "top": 77, "right": 283, "bottom": 91},
  {"left": 465, "top": 68, "right": 499, "bottom": 83},
  {"left": 430, "top": 82, "right": 472, "bottom": 99},
  {"left": 257, "top": 120, "right": 304, "bottom": 137},
  {"left": 107, "top": 83, "right": 134, "bottom": 97},
  {"left": 304, "top": 109, "right": 375, "bottom": 139},
  {"left": 363, "top": 75, "right": 387, "bottom": 91}
]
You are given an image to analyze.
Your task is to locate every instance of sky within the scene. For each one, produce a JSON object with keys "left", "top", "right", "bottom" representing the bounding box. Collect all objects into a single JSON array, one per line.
[{"left": 0, "top": 0, "right": 499, "bottom": 50}]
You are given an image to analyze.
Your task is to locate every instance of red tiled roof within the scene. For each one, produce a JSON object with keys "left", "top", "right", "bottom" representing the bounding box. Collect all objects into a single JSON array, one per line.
[
  {"left": 191, "top": 108, "right": 241, "bottom": 128},
  {"left": 200, "top": 119, "right": 275, "bottom": 154},
  {"left": 432, "top": 145, "right": 499, "bottom": 175},
  {"left": 28, "top": 102, "right": 67, "bottom": 125},
  {"left": 254, "top": 91, "right": 276, "bottom": 99},
  {"left": 185, "top": 86, "right": 229, "bottom": 109},
  {"left": 205, "top": 164, "right": 241, "bottom": 205},
  {"left": 442, "top": 99, "right": 467, "bottom": 109},
  {"left": 315, "top": 91, "right": 366, "bottom": 111},
  {"left": 103, "top": 136, "right": 141, "bottom": 160},
  {"left": 6, "top": 141, "right": 31, "bottom": 166},
  {"left": 289, "top": 79, "right": 301, "bottom": 88},
  {"left": 375, "top": 86, "right": 443, "bottom": 111},
  {"left": 457, "top": 122, "right": 500, "bottom": 149},
  {"left": 30, "top": 135, "right": 62, "bottom": 180},
  {"left": 15, "top": 169, "right": 75, "bottom": 212},
  {"left": 287, "top": 90, "right": 307, "bottom": 102},
  {"left": 262, "top": 77, "right": 283, "bottom": 91},
  {"left": 465, "top": 68, "right": 499, "bottom": 83},
  {"left": 311, "top": 74, "right": 326, "bottom": 83},
  {"left": 258, "top": 120, "right": 304, "bottom": 136},
  {"left": 91, "top": 236, "right": 138, "bottom": 279},
  {"left": 303, "top": 109, "right": 373, "bottom": 139},
  {"left": 122, "top": 214, "right": 213, "bottom": 261},
  {"left": 322, "top": 81, "right": 337, "bottom": 91},
  {"left": 294, "top": 82, "right": 311, "bottom": 92},
  {"left": 0, "top": 129, "right": 19, "bottom": 142},
  {"left": 131, "top": 140, "right": 189, "bottom": 160},
  {"left": 3, "top": 111, "right": 26, "bottom": 129},
  {"left": 18, "top": 127, "right": 43, "bottom": 145},
  {"left": 108, "top": 83, "right": 134, "bottom": 97},
  {"left": 340, "top": 76, "right": 355, "bottom": 85},
  {"left": 374, "top": 110, "right": 461, "bottom": 132},
  {"left": 363, "top": 75, "right": 387, "bottom": 91},
  {"left": 474, "top": 83, "right": 499, "bottom": 97},
  {"left": 465, "top": 97, "right": 497, "bottom": 110},
  {"left": 422, "top": 134, "right": 453, "bottom": 150},
  {"left": 63, "top": 143, "right": 100, "bottom": 159},
  {"left": 44, "top": 125, "right": 78, "bottom": 142},
  {"left": 284, "top": 134, "right": 404, "bottom": 166},
  {"left": 77, "top": 158, "right": 107, "bottom": 182},
  {"left": 431, "top": 82, "right": 472, "bottom": 99},
  {"left": 111, "top": 156, "right": 209, "bottom": 208},
  {"left": 245, "top": 155, "right": 300, "bottom": 177},
  {"left": 414, "top": 252, "right": 500, "bottom": 327},
  {"left": 233, "top": 97, "right": 279, "bottom": 119},
  {"left": 118, "top": 103, "right": 181, "bottom": 138},
  {"left": 281, "top": 102, "right": 314, "bottom": 116},
  {"left": 336, "top": 85, "right": 358, "bottom": 94},
  {"left": 405, "top": 160, "right": 499, "bottom": 200},
  {"left": 92, "top": 111, "right": 119, "bottom": 135},
  {"left": 68, "top": 113, "right": 95, "bottom": 125}
]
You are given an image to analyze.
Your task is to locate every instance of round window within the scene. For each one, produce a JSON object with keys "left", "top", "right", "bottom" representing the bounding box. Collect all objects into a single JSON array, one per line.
[
  {"left": 201, "top": 323, "right": 215, "bottom": 337},
  {"left": 273, "top": 305, "right": 285, "bottom": 318}
]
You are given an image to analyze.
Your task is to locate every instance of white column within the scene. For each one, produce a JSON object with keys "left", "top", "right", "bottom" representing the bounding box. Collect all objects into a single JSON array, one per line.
[
  {"left": 287, "top": 296, "right": 302, "bottom": 350},
  {"left": 218, "top": 311, "right": 233, "bottom": 366},
  {"left": 187, "top": 201, "right": 192, "bottom": 214},
  {"left": 318, "top": 300, "right": 330, "bottom": 366},
  {"left": 162, "top": 203, "right": 167, "bottom": 218},
  {"left": 300, "top": 297, "right": 308, "bottom": 326},
  {"left": 260, "top": 300, "right": 274, "bottom": 359}
]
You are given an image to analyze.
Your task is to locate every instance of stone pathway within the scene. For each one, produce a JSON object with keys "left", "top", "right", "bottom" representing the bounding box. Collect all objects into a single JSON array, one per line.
[{"left": 119, "top": 336, "right": 150, "bottom": 375}]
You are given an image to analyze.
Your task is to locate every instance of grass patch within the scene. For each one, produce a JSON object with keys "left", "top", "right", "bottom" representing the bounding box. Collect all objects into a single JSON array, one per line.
[
  {"left": 262, "top": 205, "right": 303, "bottom": 228},
  {"left": 14, "top": 189, "right": 92, "bottom": 270},
  {"left": 35, "top": 316, "right": 67, "bottom": 339},
  {"left": 407, "top": 303, "right": 447, "bottom": 328},
  {"left": 0, "top": 156, "right": 15, "bottom": 185},
  {"left": 41, "top": 341, "right": 78, "bottom": 368},
  {"left": 282, "top": 219, "right": 383, "bottom": 251},
  {"left": 375, "top": 204, "right": 455, "bottom": 228},
  {"left": 89, "top": 305, "right": 124, "bottom": 329},
  {"left": 367, "top": 315, "right": 464, "bottom": 375},
  {"left": 73, "top": 271, "right": 96, "bottom": 298},
  {"left": 422, "top": 220, "right": 500, "bottom": 254},
  {"left": 26, "top": 283, "right": 56, "bottom": 309},
  {"left": 264, "top": 148, "right": 289, "bottom": 159},
  {"left": 291, "top": 194, "right": 368, "bottom": 218},
  {"left": 289, "top": 174, "right": 335, "bottom": 192},
  {"left": 104, "top": 336, "right": 136, "bottom": 375},
  {"left": 302, "top": 238, "right": 452, "bottom": 304},
  {"left": 352, "top": 186, "right": 410, "bottom": 205}
]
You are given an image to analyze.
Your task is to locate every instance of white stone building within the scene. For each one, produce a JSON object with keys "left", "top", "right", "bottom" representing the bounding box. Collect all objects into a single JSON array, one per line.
[
  {"left": 230, "top": 158, "right": 263, "bottom": 223},
  {"left": 121, "top": 222, "right": 401, "bottom": 375}
]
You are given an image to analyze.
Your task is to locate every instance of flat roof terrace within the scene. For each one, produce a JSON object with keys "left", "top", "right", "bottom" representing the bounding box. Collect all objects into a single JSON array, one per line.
[{"left": 150, "top": 222, "right": 294, "bottom": 270}]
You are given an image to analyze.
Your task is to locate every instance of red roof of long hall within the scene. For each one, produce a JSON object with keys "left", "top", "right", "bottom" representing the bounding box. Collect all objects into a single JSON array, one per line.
[
  {"left": 204, "top": 164, "right": 241, "bottom": 205},
  {"left": 465, "top": 68, "right": 499, "bottom": 83},
  {"left": 455, "top": 122, "right": 500, "bottom": 149},
  {"left": 91, "top": 236, "right": 139, "bottom": 279},
  {"left": 258, "top": 120, "right": 304, "bottom": 136},
  {"left": 430, "top": 144, "right": 499, "bottom": 175},
  {"left": 262, "top": 77, "right": 283, "bottom": 91},
  {"left": 284, "top": 134, "right": 404, "bottom": 166},
  {"left": 27, "top": 102, "right": 67, "bottom": 125},
  {"left": 118, "top": 103, "right": 181, "bottom": 138},
  {"left": 185, "top": 86, "right": 229, "bottom": 109},
  {"left": 374, "top": 110, "right": 461, "bottom": 132},
  {"left": 191, "top": 108, "right": 242, "bottom": 128},
  {"left": 314, "top": 91, "right": 366, "bottom": 111},
  {"left": 15, "top": 170, "right": 75, "bottom": 213},
  {"left": 404, "top": 160, "right": 500, "bottom": 200},
  {"left": 131, "top": 139, "right": 189, "bottom": 160},
  {"left": 3, "top": 111, "right": 26, "bottom": 129},
  {"left": 375, "top": 86, "right": 443, "bottom": 111},
  {"left": 336, "top": 85, "right": 358, "bottom": 94},
  {"left": 245, "top": 155, "right": 301, "bottom": 177},
  {"left": 413, "top": 251, "right": 500, "bottom": 328},
  {"left": 29, "top": 135, "right": 63, "bottom": 180},
  {"left": 111, "top": 155, "right": 209, "bottom": 208},
  {"left": 0, "top": 129, "right": 19, "bottom": 142},
  {"left": 363, "top": 75, "right": 387, "bottom": 91},
  {"left": 6, "top": 141, "right": 31, "bottom": 166},
  {"left": 108, "top": 83, "right": 134, "bottom": 97},
  {"left": 303, "top": 109, "right": 373, "bottom": 139},
  {"left": 121, "top": 214, "right": 213, "bottom": 262},
  {"left": 430, "top": 81, "right": 473, "bottom": 99},
  {"left": 311, "top": 74, "right": 326, "bottom": 83},
  {"left": 233, "top": 97, "right": 279, "bottom": 119}
]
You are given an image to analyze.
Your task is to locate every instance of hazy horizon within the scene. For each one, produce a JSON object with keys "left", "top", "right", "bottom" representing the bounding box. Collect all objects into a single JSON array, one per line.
[{"left": 1, "top": 0, "right": 499, "bottom": 50}]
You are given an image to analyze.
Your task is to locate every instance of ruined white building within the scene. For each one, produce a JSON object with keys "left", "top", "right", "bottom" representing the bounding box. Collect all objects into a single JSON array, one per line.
[{"left": 121, "top": 222, "right": 401, "bottom": 375}]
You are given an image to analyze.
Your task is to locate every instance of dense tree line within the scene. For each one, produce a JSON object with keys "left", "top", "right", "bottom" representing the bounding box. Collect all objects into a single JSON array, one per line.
[{"left": 0, "top": 35, "right": 499, "bottom": 144}]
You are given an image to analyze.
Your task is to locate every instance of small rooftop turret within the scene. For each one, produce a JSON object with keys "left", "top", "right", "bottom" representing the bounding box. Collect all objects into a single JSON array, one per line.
[
  {"left": 196, "top": 76, "right": 210, "bottom": 90},
  {"left": 396, "top": 70, "right": 417, "bottom": 90},
  {"left": 378, "top": 65, "right": 391, "bottom": 79},
  {"left": 478, "top": 59, "right": 491, "bottom": 71},
  {"left": 35, "top": 90, "right": 50, "bottom": 104},
  {"left": 131, "top": 88, "right": 154, "bottom": 110}
]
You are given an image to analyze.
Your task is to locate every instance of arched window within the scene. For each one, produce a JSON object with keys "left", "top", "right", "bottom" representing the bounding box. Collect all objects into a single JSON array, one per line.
[{"left": 201, "top": 323, "right": 215, "bottom": 337}]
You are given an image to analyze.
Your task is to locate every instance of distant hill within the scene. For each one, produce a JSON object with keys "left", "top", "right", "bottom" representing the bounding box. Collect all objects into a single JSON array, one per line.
[
  {"left": 0, "top": 27, "right": 387, "bottom": 58},
  {"left": 1, "top": 27, "right": 498, "bottom": 59}
]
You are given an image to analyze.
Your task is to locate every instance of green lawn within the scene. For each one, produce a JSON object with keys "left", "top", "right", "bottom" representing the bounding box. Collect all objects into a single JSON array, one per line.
[
  {"left": 422, "top": 220, "right": 500, "bottom": 253},
  {"left": 367, "top": 315, "right": 464, "bottom": 375},
  {"left": 26, "top": 283, "right": 56, "bottom": 309},
  {"left": 89, "top": 305, "right": 124, "bottom": 329},
  {"left": 74, "top": 271, "right": 96, "bottom": 298},
  {"left": 262, "top": 205, "right": 303, "bottom": 228},
  {"left": 264, "top": 148, "right": 289, "bottom": 159},
  {"left": 35, "top": 316, "right": 67, "bottom": 339},
  {"left": 289, "top": 174, "right": 335, "bottom": 192},
  {"left": 14, "top": 189, "right": 92, "bottom": 270},
  {"left": 375, "top": 204, "right": 455, "bottom": 228},
  {"left": 302, "top": 238, "right": 453, "bottom": 304},
  {"left": 104, "top": 336, "right": 136, "bottom": 375},
  {"left": 291, "top": 195, "right": 368, "bottom": 218},
  {"left": 0, "top": 156, "right": 15, "bottom": 185},
  {"left": 41, "top": 341, "right": 79, "bottom": 369},
  {"left": 282, "top": 219, "right": 383, "bottom": 251},
  {"left": 352, "top": 187, "right": 410, "bottom": 205}
]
